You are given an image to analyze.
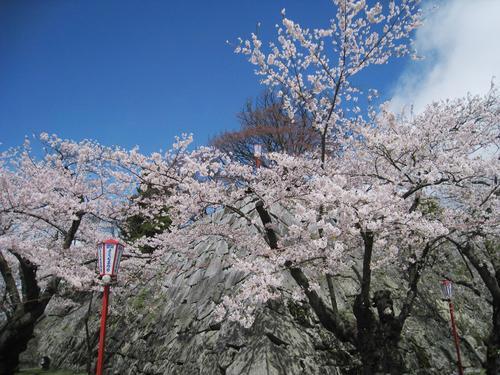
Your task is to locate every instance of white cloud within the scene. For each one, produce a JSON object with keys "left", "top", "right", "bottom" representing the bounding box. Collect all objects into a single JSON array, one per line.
[{"left": 391, "top": 0, "right": 500, "bottom": 112}]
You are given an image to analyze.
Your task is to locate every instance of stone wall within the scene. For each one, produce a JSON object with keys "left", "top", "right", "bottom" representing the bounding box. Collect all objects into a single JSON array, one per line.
[{"left": 21, "top": 208, "right": 490, "bottom": 374}]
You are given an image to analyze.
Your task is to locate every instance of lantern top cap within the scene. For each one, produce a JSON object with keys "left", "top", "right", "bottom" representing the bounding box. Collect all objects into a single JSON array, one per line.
[{"left": 101, "top": 238, "right": 123, "bottom": 246}]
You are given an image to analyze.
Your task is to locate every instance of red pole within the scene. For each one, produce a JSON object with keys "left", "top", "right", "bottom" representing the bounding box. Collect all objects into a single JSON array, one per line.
[
  {"left": 255, "top": 156, "right": 261, "bottom": 169},
  {"left": 96, "top": 285, "right": 110, "bottom": 375},
  {"left": 448, "top": 301, "right": 464, "bottom": 375}
]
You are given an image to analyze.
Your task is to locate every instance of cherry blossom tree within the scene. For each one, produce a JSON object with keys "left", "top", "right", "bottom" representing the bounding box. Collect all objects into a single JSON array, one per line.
[
  {"left": 350, "top": 91, "right": 500, "bottom": 374},
  {"left": 414, "top": 93, "right": 500, "bottom": 375},
  {"left": 235, "top": 0, "right": 422, "bottom": 164},
  {"left": 0, "top": 134, "right": 138, "bottom": 374},
  {"left": 124, "top": 89, "right": 498, "bottom": 374},
  {"left": 0, "top": 2, "right": 497, "bottom": 374},
  {"left": 110, "top": 2, "right": 429, "bottom": 373}
]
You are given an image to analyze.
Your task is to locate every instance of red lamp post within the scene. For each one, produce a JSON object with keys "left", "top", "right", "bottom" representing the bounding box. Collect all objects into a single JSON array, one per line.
[
  {"left": 96, "top": 239, "right": 124, "bottom": 375},
  {"left": 254, "top": 144, "right": 262, "bottom": 169},
  {"left": 440, "top": 280, "right": 464, "bottom": 375}
]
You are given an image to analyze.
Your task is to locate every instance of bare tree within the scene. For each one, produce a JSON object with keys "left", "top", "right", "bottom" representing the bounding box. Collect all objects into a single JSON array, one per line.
[{"left": 210, "top": 91, "right": 320, "bottom": 164}]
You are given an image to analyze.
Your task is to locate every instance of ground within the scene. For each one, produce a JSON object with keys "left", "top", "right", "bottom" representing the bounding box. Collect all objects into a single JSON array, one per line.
[{"left": 16, "top": 369, "right": 85, "bottom": 375}]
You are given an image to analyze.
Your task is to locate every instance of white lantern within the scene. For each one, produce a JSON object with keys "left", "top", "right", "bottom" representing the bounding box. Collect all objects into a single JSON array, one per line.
[
  {"left": 254, "top": 144, "right": 262, "bottom": 158},
  {"left": 97, "top": 239, "right": 124, "bottom": 278},
  {"left": 440, "top": 280, "right": 453, "bottom": 300}
]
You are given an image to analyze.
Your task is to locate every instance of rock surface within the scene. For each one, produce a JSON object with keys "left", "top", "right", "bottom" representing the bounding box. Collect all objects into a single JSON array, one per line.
[{"left": 21, "top": 207, "right": 490, "bottom": 374}]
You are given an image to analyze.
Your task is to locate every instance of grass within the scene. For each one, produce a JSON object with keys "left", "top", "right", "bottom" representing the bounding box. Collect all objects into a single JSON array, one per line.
[{"left": 16, "top": 369, "right": 86, "bottom": 375}]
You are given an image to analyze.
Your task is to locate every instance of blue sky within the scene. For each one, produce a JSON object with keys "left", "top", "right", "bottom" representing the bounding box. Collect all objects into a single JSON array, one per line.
[
  {"left": 0, "top": 0, "right": 408, "bottom": 153},
  {"left": 2, "top": 0, "right": 496, "bottom": 154}
]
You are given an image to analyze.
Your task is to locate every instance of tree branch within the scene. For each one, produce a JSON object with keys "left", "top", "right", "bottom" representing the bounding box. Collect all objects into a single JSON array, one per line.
[{"left": 0, "top": 251, "right": 21, "bottom": 308}]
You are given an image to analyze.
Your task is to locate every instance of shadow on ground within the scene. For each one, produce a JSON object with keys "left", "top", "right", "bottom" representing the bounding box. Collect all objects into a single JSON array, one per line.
[{"left": 16, "top": 369, "right": 85, "bottom": 375}]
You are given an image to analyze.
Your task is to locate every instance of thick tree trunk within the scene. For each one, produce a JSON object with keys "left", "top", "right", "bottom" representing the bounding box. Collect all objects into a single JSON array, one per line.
[
  {"left": 353, "top": 290, "right": 404, "bottom": 375},
  {"left": 353, "top": 231, "right": 389, "bottom": 375},
  {"left": 287, "top": 264, "right": 356, "bottom": 344},
  {"left": 0, "top": 306, "right": 45, "bottom": 374},
  {"left": 254, "top": 201, "right": 416, "bottom": 373},
  {"left": 353, "top": 294, "right": 377, "bottom": 375},
  {"left": 485, "top": 302, "right": 500, "bottom": 375},
  {"left": 373, "top": 290, "right": 404, "bottom": 374},
  {"left": 0, "top": 263, "right": 59, "bottom": 375},
  {"left": 0, "top": 205, "right": 82, "bottom": 374}
]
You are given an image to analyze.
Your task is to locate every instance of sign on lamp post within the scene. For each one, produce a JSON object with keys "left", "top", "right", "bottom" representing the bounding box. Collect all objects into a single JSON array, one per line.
[
  {"left": 96, "top": 239, "right": 124, "bottom": 375},
  {"left": 440, "top": 280, "right": 464, "bottom": 375}
]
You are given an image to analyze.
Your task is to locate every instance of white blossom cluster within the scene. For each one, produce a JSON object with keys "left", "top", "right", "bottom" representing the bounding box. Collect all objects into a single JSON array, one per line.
[
  {"left": 1, "top": 1, "right": 498, "bottom": 333},
  {"left": 235, "top": 0, "right": 421, "bottom": 137},
  {"left": 110, "top": 91, "right": 498, "bottom": 327}
]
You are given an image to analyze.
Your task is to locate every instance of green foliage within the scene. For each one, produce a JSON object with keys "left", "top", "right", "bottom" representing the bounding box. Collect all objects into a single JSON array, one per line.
[
  {"left": 484, "top": 239, "right": 499, "bottom": 263},
  {"left": 122, "top": 186, "right": 171, "bottom": 253},
  {"left": 418, "top": 197, "right": 443, "bottom": 217},
  {"left": 287, "top": 300, "right": 313, "bottom": 327},
  {"left": 131, "top": 288, "right": 149, "bottom": 310}
]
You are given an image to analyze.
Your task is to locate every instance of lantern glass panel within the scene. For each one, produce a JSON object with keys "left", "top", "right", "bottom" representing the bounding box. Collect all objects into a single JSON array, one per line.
[
  {"left": 97, "top": 240, "right": 124, "bottom": 278},
  {"left": 254, "top": 144, "right": 262, "bottom": 157},
  {"left": 97, "top": 244, "right": 103, "bottom": 274},
  {"left": 114, "top": 245, "right": 124, "bottom": 275},
  {"left": 440, "top": 280, "right": 453, "bottom": 300},
  {"left": 104, "top": 243, "right": 115, "bottom": 275}
]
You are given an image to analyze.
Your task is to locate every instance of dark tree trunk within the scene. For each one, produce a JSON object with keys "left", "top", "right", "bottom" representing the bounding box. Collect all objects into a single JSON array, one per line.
[
  {"left": 0, "top": 306, "right": 45, "bottom": 374},
  {"left": 352, "top": 290, "right": 404, "bottom": 375},
  {"left": 353, "top": 231, "right": 384, "bottom": 375},
  {"left": 0, "top": 261, "right": 59, "bottom": 375},
  {"left": 255, "top": 201, "right": 414, "bottom": 374},
  {"left": 372, "top": 290, "right": 404, "bottom": 374},
  {"left": 287, "top": 264, "right": 356, "bottom": 344},
  {"left": 353, "top": 231, "right": 405, "bottom": 374},
  {"left": 0, "top": 205, "right": 82, "bottom": 374},
  {"left": 353, "top": 293, "right": 377, "bottom": 375},
  {"left": 485, "top": 302, "right": 500, "bottom": 375}
]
